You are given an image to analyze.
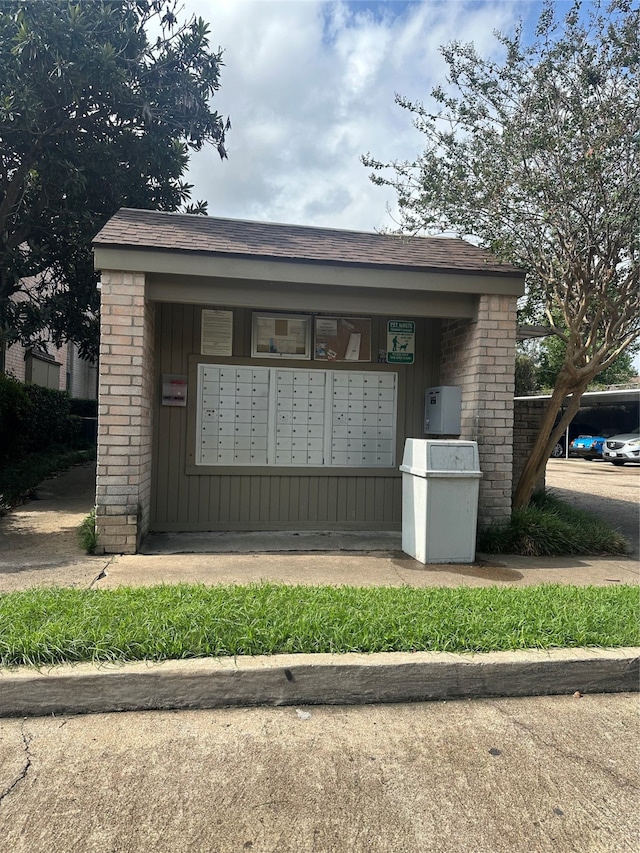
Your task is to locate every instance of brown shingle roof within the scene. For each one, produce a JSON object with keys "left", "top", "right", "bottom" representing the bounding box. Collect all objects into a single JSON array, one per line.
[{"left": 93, "top": 208, "right": 523, "bottom": 277}]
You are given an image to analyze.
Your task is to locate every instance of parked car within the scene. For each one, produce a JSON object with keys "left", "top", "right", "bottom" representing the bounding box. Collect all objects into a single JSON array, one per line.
[
  {"left": 569, "top": 434, "right": 605, "bottom": 460},
  {"left": 550, "top": 423, "right": 600, "bottom": 458},
  {"left": 569, "top": 429, "right": 620, "bottom": 460},
  {"left": 602, "top": 429, "right": 640, "bottom": 466}
]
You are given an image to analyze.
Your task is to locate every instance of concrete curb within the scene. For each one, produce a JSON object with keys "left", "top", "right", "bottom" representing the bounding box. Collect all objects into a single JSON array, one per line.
[{"left": 1, "top": 647, "right": 638, "bottom": 717}]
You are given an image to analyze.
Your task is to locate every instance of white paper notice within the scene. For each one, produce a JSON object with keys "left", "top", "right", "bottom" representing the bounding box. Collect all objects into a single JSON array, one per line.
[
  {"left": 201, "top": 310, "right": 233, "bottom": 356},
  {"left": 344, "top": 333, "right": 361, "bottom": 361},
  {"left": 316, "top": 318, "right": 338, "bottom": 337}
]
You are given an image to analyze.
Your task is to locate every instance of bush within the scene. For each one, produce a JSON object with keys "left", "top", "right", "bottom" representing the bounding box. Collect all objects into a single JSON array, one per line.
[
  {"left": 69, "top": 397, "right": 98, "bottom": 418},
  {"left": 0, "top": 447, "right": 95, "bottom": 514},
  {"left": 477, "top": 492, "right": 629, "bottom": 556},
  {"left": 0, "top": 375, "right": 93, "bottom": 461},
  {"left": 0, "top": 374, "right": 30, "bottom": 461},
  {"left": 21, "top": 383, "right": 75, "bottom": 452},
  {"left": 78, "top": 510, "right": 98, "bottom": 554}
]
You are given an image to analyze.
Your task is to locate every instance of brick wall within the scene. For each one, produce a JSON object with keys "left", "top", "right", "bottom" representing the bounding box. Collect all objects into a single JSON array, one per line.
[
  {"left": 4, "top": 341, "right": 26, "bottom": 381},
  {"left": 439, "top": 294, "right": 518, "bottom": 524},
  {"left": 95, "top": 271, "right": 155, "bottom": 554},
  {"left": 512, "top": 397, "right": 547, "bottom": 496},
  {"left": 138, "top": 295, "right": 156, "bottom": 538},
  {"left": 4, "top": 341, "right": 68, "bottom": 390}
]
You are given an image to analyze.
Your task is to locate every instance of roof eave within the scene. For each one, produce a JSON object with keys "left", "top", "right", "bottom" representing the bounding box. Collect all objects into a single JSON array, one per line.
[
  {"left": 92, "top": 240, "right": 526, "bottom": 281},
  {"left": 93, "top": 244, "right": 525, "bottom": 298}
]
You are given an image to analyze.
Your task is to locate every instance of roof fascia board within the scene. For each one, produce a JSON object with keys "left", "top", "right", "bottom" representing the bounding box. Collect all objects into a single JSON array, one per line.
[
  {"left": 516, "top": 389, "right": 640, "bottom": 405},
  {"left": 94, "top": 246, "right": 525, "bottom": 297},
  {"left": 146, "top": 274, "right": 477, "bottom": 319}
]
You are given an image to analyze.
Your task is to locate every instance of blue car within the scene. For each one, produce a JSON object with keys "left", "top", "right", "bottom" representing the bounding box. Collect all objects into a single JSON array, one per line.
[{"left": 569, "top": 430, "right": 620, "bottom": 460}]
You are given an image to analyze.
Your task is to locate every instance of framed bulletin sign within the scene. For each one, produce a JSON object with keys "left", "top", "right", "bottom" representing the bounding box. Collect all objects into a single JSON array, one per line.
[
  {"left": 251, "top": 313, "right": 312, "bottom": 360},
  {"left": 314, "top": 316, "right": 371, "bottom": 362}
]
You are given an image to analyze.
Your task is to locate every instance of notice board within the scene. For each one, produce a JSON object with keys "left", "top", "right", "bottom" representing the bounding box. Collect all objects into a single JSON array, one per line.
[
  {"left": 314, "top": 317, "right": 371, "bottom": 362},
  {"left": 251, "top": 313, "right": 311, "bottom": 359}
]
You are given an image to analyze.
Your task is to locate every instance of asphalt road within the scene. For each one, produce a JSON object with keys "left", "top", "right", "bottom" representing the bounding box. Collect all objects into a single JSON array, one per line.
[
  {"left": 1, "top": 694, "right": 638, "bottom": 853},
  {"left": 545, "top": 459, "right": 640, "bottom": 555}
]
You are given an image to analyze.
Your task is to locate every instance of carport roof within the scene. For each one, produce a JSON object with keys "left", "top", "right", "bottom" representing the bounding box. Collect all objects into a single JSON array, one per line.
[
  {"left": 516, "top": 388, "right": 640, "bottom": 406},
  {"left": 93, "top": 208, "right": 525, "bottom": 279}
]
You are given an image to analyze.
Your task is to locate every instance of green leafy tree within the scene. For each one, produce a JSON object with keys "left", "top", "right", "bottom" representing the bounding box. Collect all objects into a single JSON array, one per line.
[
  {"left": 537, "top": 333, "right": 638, "bottom": 390},
  {"left": 0, "top": 0, "right": 229, "bottom": 358},
  {"left": 514, "top": 350, "right": 539, "bottom": 396},
  {"left": 363, "top": 0, "right": 639, "bottom": 507}
]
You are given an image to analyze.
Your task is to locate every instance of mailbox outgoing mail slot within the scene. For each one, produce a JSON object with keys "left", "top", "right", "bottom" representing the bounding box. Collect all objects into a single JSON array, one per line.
[{"left": 400, "top": 439, "right": 482, "bottom": 564}]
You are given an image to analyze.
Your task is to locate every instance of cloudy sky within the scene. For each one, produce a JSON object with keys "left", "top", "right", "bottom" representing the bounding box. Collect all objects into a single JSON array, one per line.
[{"left": 183, "top": 0, "right": 549, "bottom": 232}]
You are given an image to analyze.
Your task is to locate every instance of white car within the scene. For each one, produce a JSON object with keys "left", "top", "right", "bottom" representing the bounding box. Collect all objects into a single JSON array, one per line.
[{"left": 602, "top": 429, "right": 640, "bottom": 466}]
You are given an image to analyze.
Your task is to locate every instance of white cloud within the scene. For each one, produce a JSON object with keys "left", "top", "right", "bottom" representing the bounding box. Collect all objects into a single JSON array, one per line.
[{"left": 184, "top": 0, "right": 535, "bottom": 231}]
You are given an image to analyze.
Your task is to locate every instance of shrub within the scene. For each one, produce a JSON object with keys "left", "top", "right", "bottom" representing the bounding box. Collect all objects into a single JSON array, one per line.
[
  {"left": 20, "top": 383, "right": 74, "bottom": 451},
  {"left": 0, "top": 374, "right": 30, "bottom": 461},
  {"left": 0, "top": 376, "right": 93, "bottom": 461},
  {"left": 69, "top": 397, "right": 98, "bottom": 418},
  {"left": 477, "top": 491, "right": 629, "bottom": 556},
  {"left": 0, "top": 447, "right": 95, "bottom": 514}
]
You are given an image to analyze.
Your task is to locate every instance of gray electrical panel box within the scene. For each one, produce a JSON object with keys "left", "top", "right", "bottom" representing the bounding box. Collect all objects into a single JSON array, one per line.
[{"left": 424, "top": 386, "right": 462, "bottom": 435}]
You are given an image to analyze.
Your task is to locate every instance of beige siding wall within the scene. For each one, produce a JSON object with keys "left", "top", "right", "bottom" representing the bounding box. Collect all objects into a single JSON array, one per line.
[
  {"left": 440, "top": 294, "right": 518, "bottom": 524},
  {"left": 151, "top": 304, "right": 441, "bottom": 531},
  {"left": 96, "top": 291, "right": 519, "bottom": 549}
]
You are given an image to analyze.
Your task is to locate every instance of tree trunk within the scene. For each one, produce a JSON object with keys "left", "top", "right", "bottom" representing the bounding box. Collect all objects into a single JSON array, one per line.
[{"left": 513, "top": 376, "right": 591, "bottom": 508}]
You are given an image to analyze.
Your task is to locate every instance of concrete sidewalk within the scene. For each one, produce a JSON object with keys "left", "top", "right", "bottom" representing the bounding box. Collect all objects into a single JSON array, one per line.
[
  {"left": 0, "top": 461, "right": 638, "bottom": 592},
  {"left": 93, "top": 549, "right": 640, "bottom": 591}
]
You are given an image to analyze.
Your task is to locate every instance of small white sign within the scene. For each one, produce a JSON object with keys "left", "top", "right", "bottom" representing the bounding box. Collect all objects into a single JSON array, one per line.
[{"left": 316, "top": 318, "right": 338, "bottom": 337}]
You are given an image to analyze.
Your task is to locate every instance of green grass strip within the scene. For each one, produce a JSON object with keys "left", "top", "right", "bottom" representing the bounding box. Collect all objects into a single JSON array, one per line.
[{"left": 0, "top": 583, "right": 638, "bottom": 667}]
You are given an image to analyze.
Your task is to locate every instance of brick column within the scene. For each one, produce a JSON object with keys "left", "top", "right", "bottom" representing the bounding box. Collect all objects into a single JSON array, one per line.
[
  {"left": 440, "top": 294, "right": 518, "bottom": 524},
  {"left": 95, "top": 271, "right": 155, "bottom": 554}
]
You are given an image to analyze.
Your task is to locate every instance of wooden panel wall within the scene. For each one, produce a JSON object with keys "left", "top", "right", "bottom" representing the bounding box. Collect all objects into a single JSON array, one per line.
[{"left": 151, "top": 304, "right": 441, "bottom": 531}]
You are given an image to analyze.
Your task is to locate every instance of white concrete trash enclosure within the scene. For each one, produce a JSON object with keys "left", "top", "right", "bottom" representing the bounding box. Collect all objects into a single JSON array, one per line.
[{"left": 400, "top": 439, "right": 481, "bottom": 564}]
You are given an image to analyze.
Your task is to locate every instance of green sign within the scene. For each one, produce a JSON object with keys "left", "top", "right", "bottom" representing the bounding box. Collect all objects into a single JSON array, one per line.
[{"left": 387, "top": 320, "right": 415, "bottom": 364}]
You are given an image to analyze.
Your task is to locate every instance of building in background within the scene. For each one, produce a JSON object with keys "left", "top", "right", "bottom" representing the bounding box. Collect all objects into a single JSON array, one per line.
[
  {"left": 1, "top": 336, "right": 97, "bottom": 400},
  {"left": 0, "top": 275, "right": 98, "bottom": 399}
]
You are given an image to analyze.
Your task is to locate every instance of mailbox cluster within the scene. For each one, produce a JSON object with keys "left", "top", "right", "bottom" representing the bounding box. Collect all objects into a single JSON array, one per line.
[
  {"left": 197, "top": 365, "right": 397, "bottom": 468},
  {"left": 330, "top": 372, "right": 395, "bottom": 466},
  {"left": 275, "top": 370, "right": 326, "bottom": 465}
]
